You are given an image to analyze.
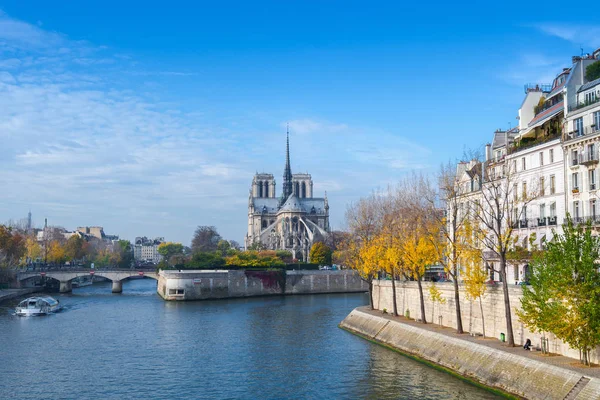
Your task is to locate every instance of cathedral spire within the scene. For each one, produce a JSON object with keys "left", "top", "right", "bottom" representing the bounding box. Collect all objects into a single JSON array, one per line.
[{"left": 282, "top": 124, "right": 293, "bottom": 203}]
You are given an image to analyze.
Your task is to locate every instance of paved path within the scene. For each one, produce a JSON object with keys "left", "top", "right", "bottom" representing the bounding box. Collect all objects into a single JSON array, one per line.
[{"left": 358, "top": 306, "right": 600, "bottom": 379}]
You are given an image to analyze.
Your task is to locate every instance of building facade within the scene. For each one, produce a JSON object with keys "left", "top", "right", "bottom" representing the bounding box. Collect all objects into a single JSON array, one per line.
[
  {"left": 134, "top": 237, "right": 165, "bottom": 263},
  {"left": 245, "top": 130, "right": 329, "bottom": 261},
  {"left": 454, "top": 48, "right": 600, "bottom": 284}
]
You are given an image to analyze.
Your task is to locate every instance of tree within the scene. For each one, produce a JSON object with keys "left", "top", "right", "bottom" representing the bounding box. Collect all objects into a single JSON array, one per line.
[
  {"left": 585, "top": 60, "right": 600, "bottom": 82},
  {"left": 309, "top": 242, "right": 332, "bottom": 265},
  {"left": 64, "top": 235, "right": 85, "bottom": 262},
  {"left": 186, "top": 252, "right": 225, "bottom": 269},
  {"left": 47, "top": 240, "right": 66, "bottom": 265},
  {"left": 216, "top": 240, "right": 231, "bottom": 256},
  {"left": 115, "top": 240, "right": 134, "bottom": 268},
  {"left": 429, "top": 283, "right": 446, "bottom": 325},
  {"left": 342, "top": 194, "right": 382, "bottom": 309},
  {"left": 191, "top": 226, "right": 222, "bottom": 253},
  {"left": 0, "top": 225, "right": 26, "bottom": 267},
  {"left": 425, "top": 161, "right": 483, "bottom": 334},
  {"left": 518, "top": 218, "right": 600, "bottom": 365},
  {"left": 25, "top": 236, "right": 42, "bottom": 264},
  {"left": 463, "top": 245, "right": 488, "bottom": 338},
  {"left": 158, "top": 242, "right": 184, "bottom": 267},
  {"left": 402, "top": 174, "right": 440, "bottom": 324},
  {"left": 473, "top": 159, "right": 538, "bottom": 346}
]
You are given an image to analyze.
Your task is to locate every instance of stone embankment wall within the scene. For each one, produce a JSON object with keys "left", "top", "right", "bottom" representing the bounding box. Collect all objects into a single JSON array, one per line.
[
  {"left": 372, "top": 280, "right": 599, "bottom": 364},
  {"left": 157, "top": 269, "right": 367, "bottom": 301},
  {"left": 340, "top": 308, "right": 600, "bottom": 400}
]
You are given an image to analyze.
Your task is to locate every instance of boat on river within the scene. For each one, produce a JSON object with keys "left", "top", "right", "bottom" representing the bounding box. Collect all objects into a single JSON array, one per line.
[{"left": 15, "top": 297, "right": 62, "bottom": 316}]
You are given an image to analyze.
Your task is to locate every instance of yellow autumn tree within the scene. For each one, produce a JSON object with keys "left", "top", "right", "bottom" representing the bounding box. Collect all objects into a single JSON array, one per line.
[
  {"left": 461, "top": 219, "right": 487, "bottom": 337},
  {"left": 25, "top": 236, "right": 42, "bottom": 264},
  {"left": 342, "top": 194, "right": 382, "bottom": 309},
  {"left": 47, "top": 240, "right": 66, "bottom": 265}
]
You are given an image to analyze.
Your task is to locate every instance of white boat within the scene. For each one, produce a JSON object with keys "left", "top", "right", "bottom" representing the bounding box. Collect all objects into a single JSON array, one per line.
[
  {"left": 15, "top": 297, "right": 62, "bottom": 317},
  {"left": 71, "top": 275, "right": 94, "bottom": 288}
]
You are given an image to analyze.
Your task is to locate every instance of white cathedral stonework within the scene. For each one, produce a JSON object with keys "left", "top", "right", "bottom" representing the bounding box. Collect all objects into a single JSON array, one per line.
[{"left": 244, "top": 131, "right": 330, "bottom": 262}]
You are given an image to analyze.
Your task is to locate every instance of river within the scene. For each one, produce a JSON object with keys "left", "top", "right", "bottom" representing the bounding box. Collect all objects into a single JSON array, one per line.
[{"left": 0, "top": 279, "right": 501, "bottom": 399}]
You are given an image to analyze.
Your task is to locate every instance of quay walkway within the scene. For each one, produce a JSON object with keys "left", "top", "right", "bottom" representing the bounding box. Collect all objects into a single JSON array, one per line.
[{"left": 341, "top": 307, "right": 600, "bottom": 399}]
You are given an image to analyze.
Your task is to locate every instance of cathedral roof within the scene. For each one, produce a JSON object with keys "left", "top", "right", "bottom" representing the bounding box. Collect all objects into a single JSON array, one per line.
[{"left": 279, "top": 195, "right": 305, "bottom": 213}]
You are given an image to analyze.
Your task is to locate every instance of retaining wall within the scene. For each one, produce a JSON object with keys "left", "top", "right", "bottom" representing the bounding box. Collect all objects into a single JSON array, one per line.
[
  {"left": 157, "top": 269, "right": 368, "bottom": 301},
  {"left": 373, "top": 280, "right": 600, "bottom": 364},
  {"left": 340, "top": 308, "right": 600, "bottom": 400}
]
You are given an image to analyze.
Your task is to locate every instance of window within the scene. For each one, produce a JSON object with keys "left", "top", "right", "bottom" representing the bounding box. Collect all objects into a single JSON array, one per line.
[
  {"left": 590, "top": 169, "right": 596, "bottom": 190},
  {"left": 540, "top": 177, "right": 545, "bottom": 196},
  {"left": 168, "top": 289, "right": 185, "bottom": 295},
  {"left": 549, "top": 149, "right": 554, "bottom": 163},
  {"left": 572, "top": 172, "right": 579, "bottom": 190},
  {"left": 585, "top": 91, "right": 597, "bottom": 104},
  {"left": 539, "top": 152, "right": 544, "bottom": 166},
  {"left": 550, "top": 175, "right": 556, "bottom": 194},
  {"left": 591, "top": 199, "right": 597, "bottom": 218},
  {"left": 522, "top": 205, "right": 527, "bottom": 219},
  {"left": 521, "top": 157, "right": 526, "bottom": 171},
  {"left": 594, "top": 111, "right": 600, "bottom": 131},
  {"left": 550, "top": 202, "right": 556, "bottom": 217},
  {"left": 574, "top": 201, "right": 580, "bottom": 219},
  {"left": 575, "top": 117, "right": 584, "bottom": 136},
  {"left": 512, "top": 160, "right": 516, "bottom": 172},
  {"left": 539, "top": 204, "right": 546, "bottom": 219},
  {"left": 572, "top": 149, "right": 579, "bottom": 166},
  {"left": 522, "top": 181, "right": 527, "bottom": 197},
  {"left": 513, "top": 184, "right": 518, "bottom": 201},
  {"left": 588, "top": 144, "right": 596, "bottom": 162}
]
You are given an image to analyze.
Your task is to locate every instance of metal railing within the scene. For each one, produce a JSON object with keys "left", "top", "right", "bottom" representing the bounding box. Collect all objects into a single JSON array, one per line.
[
  {"left": 568, "top": 97, "right": 600, "bottom": 112},
  {"left": 565, "top": 125, "right": 600, "bottom": 142}
]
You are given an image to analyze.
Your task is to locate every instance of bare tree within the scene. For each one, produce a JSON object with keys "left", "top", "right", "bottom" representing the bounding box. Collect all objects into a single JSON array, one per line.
[
  {"left": 191, "top": 226, "right": 222, "bottom": 253},
  {"left": 473, "top": 159, "right": 538, "bottom": 346},
  {"left": 424, "top": 160, "right": 483, "bottom": 334}
]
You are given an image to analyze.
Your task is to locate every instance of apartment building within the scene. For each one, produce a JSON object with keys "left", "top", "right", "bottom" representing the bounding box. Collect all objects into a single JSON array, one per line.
[
  {"left": 454, "top": 48, "right": 600, "bottom": 284},
  {"left": 133, "top": 237, "right": 165, "bottom": 263}
]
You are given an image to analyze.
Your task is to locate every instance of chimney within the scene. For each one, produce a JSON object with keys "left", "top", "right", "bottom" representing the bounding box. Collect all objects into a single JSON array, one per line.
[{"left": 485, "top": 143, "right": 492, "bottom": 162}]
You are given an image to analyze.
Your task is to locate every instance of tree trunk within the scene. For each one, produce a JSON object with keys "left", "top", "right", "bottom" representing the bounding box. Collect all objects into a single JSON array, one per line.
[
  {"left": 417, "top": 277, "right": 427, "bottom": 324},
  {"left": 479, "top": 296, "right": 486, "bottom": 338},
  {"left": 391, "top": 269, "right": 398, "bottom": 316},
  {"left": 500, "top": 258, "right": 515, "bottom": 346},
  {"left": 368, "top": 279, "right": 374, "bottom": 310},
  {"left": 453, "top": 278, "right": 464, "bottom": 333}
]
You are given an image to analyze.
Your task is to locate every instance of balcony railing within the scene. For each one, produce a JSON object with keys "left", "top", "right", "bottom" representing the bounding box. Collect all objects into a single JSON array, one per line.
[
  {"left": 548, "top": 216, "right": 558, "bottom": 226},
  {"left": 565, "top": 125, "right": 600, "bottom": 142},
  {"left": 568, "top": 97, "right": 600, "bottom": 112},
  {"left": 508, "top": 132, "right": 561, "bottom": 155},
  {"left": 524, "top": 83, "right": 552, "bottom": 94},
  {"left": 519, "top": 219, "right": 528, "bottom": 228},
  {"left": 580, "top": 151, "right": 600, "bottom": 165}
]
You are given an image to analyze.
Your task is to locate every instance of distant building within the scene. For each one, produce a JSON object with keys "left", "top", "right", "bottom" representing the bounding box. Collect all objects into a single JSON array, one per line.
[
  {"left": 76, "top": 226, "right": 119, "bottom": 243},
  {"left": 134, "top": 237, "right": 165, "bottom": 263},
  {"left": 245, "top": 129, "right": 329, "bottom": 262}
]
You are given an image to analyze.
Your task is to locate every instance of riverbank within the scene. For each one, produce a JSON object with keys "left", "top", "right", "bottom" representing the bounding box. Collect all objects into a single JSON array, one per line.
[
  {"left": 340, "top": 307, "right": 600, "bottom": 400},
  {"left": 0, "top": 287, "right": 42, "bottom": 304},
  {"left": 157, "top": 269, "right": 368, "bottom": 301}
]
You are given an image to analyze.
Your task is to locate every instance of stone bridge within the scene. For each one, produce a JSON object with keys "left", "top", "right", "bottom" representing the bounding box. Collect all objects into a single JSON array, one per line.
[{"left": 17, "top": 270, "right": 158, "bottom": 293}]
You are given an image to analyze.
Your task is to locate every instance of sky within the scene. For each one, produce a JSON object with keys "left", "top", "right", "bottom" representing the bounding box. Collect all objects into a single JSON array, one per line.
[{"left": 1, "top": 1, "right": 599, "bottom": 245}]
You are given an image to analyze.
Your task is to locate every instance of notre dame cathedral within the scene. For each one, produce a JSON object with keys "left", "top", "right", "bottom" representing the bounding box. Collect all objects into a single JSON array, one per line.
[{"left": 245, "top": 130, "right": 330, "bottom": 261}]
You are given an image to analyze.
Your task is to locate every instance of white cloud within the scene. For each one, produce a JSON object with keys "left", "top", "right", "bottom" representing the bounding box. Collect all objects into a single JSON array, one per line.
[
  {"left": 284, "top": 119, "right": 348, "bottom": 134},
  {"left": 533, "top": 23, "right": 600, "bottom": 49}
]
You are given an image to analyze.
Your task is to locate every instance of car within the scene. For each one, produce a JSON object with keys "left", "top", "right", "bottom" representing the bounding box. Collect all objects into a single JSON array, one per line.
[{"left": 518, "top": 281, "right": 531, "bottom": 286}]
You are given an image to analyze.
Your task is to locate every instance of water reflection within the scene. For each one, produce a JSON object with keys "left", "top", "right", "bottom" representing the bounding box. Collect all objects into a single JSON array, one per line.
[{"left": 0, "top": 280, "right": 500, "bottom": 400}]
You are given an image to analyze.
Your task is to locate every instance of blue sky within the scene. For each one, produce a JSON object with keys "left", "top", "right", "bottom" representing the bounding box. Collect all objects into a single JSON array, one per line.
[{"left": 1, "top": 1, "right": 599, "bottom": 244}]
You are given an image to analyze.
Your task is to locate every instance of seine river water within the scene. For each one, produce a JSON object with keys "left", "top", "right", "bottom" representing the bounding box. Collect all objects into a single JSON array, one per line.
[{"left": 0, "top": 279, "right": 501, "bottom": 400}]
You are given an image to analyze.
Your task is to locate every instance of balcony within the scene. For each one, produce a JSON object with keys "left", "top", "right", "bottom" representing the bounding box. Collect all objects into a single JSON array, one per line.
[
  {"left": 565, "top": 125, "right": 600, "bottom": 143},
  {"left": 568, "top": 97, "right": 600, "bottom": 112},
  {"left": 508, "top": 132, "right": 561, "bottom": 155},
  {"left": 548, "top": 216, "right": 558, "bottom": 226},
  {"left": 537, "top": 217, "right": 547, "bottom": 226},
  {"left": 580, "top": 152, "right": 599, "bottom": 166},
  {"left": 519, "top": 219, "right": 528, "bottom": 229}
]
